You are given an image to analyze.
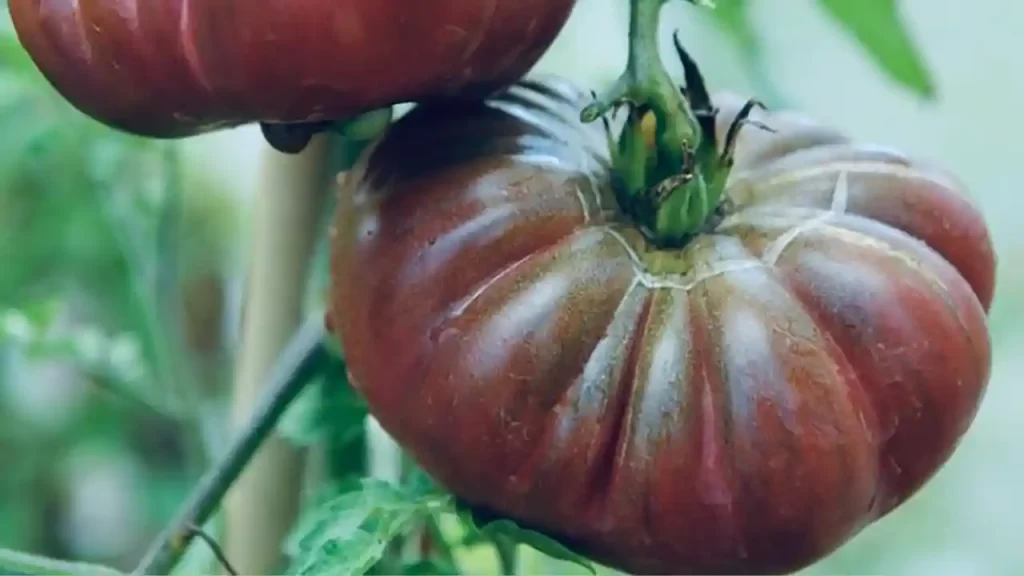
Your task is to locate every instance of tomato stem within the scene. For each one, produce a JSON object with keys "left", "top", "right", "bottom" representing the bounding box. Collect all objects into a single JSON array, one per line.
[
  {"left": 582, "top": 0, "right": 699, "bottom": 169},
  {"left": 582, "top": 0, "right": 727, "bottom": 248}
]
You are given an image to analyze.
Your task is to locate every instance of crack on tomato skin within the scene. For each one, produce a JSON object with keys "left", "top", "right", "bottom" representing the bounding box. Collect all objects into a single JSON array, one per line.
[
  {"left": 441, "top": 229, "right": 577, "bottom": 329},
  {"left": 726, "top": 157, "right": 963, "bottom": 224},
  {"left": 748, "top": 209, "right": 979, "bottom": 375},
  {"left": 601, "top": 226, "right": 766, "bottom": 292},
  {"left": 727, "top": 142, "right": 912, "bottom": 196},
  {"left": 760, "top": 170, "right": 849, "bottom": 266},
  {"left": 772, "top": 237, "right": 985, "bottom": 517},
  {"left": 571, "top": 179, "right": 597, "bottom": 223},
  {"left": 720, "top": 202, "right": 961, "bottom": 318},
  {"left": 761, "top": 160, "right": 961, "bottom": 201}
]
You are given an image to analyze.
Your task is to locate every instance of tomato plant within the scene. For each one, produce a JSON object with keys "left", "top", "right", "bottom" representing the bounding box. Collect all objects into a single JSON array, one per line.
[
  {"left": 7, "top": 0, "right": 577, "bottom": 140},
  {"left": 0, "top": 0, "right": 1000, "bottom": 574},
  {"left": 326, "top": 60, "right": 995, "bottom": 576}
]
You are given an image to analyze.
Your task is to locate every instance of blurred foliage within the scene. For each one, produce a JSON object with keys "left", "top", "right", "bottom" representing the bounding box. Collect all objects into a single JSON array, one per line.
[
  {"left": 698, "top": 0, "right": 785, "bottom": 106},
  {"left": 1, "top": 302, "right": 156, "bottom": 412},
  {"left": 0, "top": 9, "right": 237, "bottom": 572},
  {"left": 817, "top": 0, "right": 936, "bottom": 98},
  {"left": 700, "top": 0, "right": 936, "bottom": 103},
  {"left": 286, "top": 478, "right": 450, "bottom": 576}
]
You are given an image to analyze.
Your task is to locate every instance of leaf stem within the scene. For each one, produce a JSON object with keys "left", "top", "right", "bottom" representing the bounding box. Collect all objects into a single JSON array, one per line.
[
  {"left": 131, "top": 316, "right": 328, "bottom": 576},
  {"left": 423, "top": 515, "right": 460, "bottom": 572},
  {"left": 494, "top": 535, "right": 519, "bottom": 576}
]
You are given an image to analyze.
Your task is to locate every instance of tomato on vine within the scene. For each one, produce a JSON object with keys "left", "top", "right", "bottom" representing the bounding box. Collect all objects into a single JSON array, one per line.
[
  {"left": 7, "top": 0, "right": 578, "bottom": 151},
  {"left": 326, "top": 1, "right": 995, "bottom": 573}
]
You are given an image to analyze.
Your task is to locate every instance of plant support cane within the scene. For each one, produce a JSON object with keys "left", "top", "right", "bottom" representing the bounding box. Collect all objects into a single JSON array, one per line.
[
  {"left": 135, "top": 134, "right": 333, "bottom": 576},
  {"left": 133, "top": 117, "right": 390, "bottom": 575},
  {"left": 220, "top": 135, "right": 333, "bottom": 574},
  {"left": 131, "top": 130, "right": 331, "bottom": 569}
]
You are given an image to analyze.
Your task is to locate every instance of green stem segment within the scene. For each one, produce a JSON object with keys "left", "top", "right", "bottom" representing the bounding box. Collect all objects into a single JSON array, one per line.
[
  {"left": 582, "top": 0, "right": 728, "bottom": 248},
  {"left": 131, "top": 317, "right": 328, "bottom": 576},
  {"left": 0, "top": 547, "right": 122, "bottom": 576}
]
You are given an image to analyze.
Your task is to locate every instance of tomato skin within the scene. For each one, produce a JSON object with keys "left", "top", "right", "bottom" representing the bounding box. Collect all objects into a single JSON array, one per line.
[
  {"left": 7, "top": 0, "right": 577, "bottom": 138},
  {"left": 328, "top": 78, "right": 995, "bottom": 575}
]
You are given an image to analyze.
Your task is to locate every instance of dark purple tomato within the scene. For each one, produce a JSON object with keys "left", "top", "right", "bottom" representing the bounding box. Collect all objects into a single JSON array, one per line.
[
  {"left": 327, "top": 77, "right": 995, "bottom": 575},
  {"left": 8, "top": 0, "right": 577, "bottom": 138}
]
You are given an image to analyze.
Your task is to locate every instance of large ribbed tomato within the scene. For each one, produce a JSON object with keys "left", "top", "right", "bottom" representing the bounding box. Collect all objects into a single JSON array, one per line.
[
  {"left": 7, "top": 0, "right": 577, "bottom": 138},
  {"left": 327, "top": 77, "right": 995, "bottom": 574}
]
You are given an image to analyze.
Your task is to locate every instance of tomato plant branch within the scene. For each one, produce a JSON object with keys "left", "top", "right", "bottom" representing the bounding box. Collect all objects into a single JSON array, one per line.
[
  {"left": 131, "top": 317, "right": 328, "bottom": 576},
  {"left": 223, "top": 134, "right": 333, "bottom": 574}
]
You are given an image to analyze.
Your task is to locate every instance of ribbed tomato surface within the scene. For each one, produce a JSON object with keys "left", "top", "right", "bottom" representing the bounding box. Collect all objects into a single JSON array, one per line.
[
  {"left": 328, "top": 78, "right": 995, "bottom": 575},
  {"left": 8, "top": 0, "right": 577, "bottom": 137}
]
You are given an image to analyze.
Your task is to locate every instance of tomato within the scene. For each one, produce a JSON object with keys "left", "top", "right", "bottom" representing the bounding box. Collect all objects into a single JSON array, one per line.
[
  {"left": 7, "top": 0, "right": 577, "bottom": 138},
  {"left": 327, "top": 77, "right": 995, "bottom": 574}
]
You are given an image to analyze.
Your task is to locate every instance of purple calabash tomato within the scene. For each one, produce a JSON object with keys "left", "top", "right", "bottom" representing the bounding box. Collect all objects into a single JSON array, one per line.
[
  {"left": 8, "top": 0, "right": 577, "bottom": 139},
  {"left": 327, "top": 77, "right": 995, "bottom": 575}
]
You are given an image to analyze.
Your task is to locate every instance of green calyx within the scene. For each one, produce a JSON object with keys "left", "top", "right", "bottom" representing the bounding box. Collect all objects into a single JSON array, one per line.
[{"left": 582, "top": 0, "right": 766, "bottom": 248}]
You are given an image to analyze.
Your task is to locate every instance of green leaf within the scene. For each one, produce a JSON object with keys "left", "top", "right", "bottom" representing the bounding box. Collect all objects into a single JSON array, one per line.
[
  {"left": 286, "top": 478, "right": 451, "bottom": 576},
  {"left": 458, "top": 504, "right": 596, "bottom": 575},
  {"left": 817, "top": 0, "right": 936, "bottom": 98},
  {"left": 0, "top": 547, "right": 122, "bottom": 576},
  {"left": 700, "top": 0, "right": 786, "bottom": 107}
]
